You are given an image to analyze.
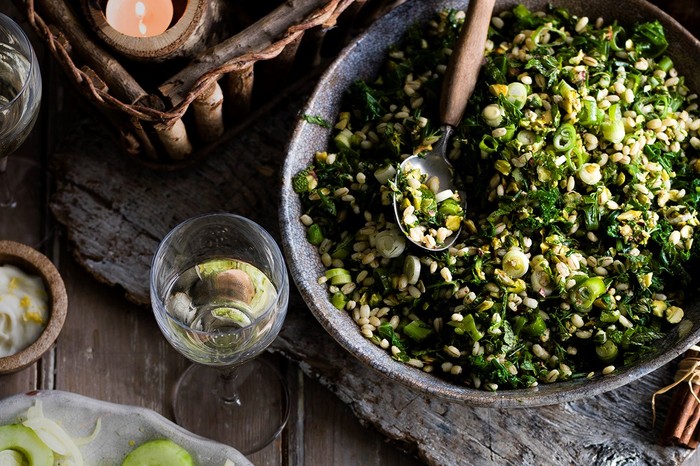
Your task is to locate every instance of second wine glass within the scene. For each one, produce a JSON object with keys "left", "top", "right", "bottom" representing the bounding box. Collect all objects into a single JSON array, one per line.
[
  {"left": 150, "top": 212, "right": 290, "bottom": 455},
  {"left": 0, "top": 12, "right": 41, "bottom": 209}
]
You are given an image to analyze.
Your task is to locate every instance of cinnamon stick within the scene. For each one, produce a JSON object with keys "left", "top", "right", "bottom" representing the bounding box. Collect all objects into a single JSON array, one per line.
[
  {"left": 680, "top": 393, "right": 700, "bottom": 445},
  {"left": 689, "top": 422, "right": 700, "bottom": 449},
  {"left": 659, "top": 349, "right": 700, "bottom": 448}
]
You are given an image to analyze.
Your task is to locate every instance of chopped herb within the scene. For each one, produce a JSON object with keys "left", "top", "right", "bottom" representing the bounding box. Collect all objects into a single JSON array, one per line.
[{"left": 302, "top": 114, "right": 332, "bottom": 128}]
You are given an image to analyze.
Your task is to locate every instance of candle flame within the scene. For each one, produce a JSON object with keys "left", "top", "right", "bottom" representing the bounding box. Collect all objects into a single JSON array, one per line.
[
  {"left": 105, "top": 0, "right": 173, "bottom": 38},
  {"left": 135, "top": 1, "right": 147, "bottom": 36},
  {"left": 135, "top": 1, "right": 146, "bottom": 19}
]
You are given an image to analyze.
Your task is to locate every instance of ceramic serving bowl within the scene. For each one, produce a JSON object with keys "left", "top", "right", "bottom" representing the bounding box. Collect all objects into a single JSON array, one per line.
[
  {"left": 280, "top": 0, "right": 700, "bottom": 407},
  {"left": 0, "top": 391, "right": 252, "bottom": 465},
  {"left": 0, "top": 240, "right": 68, "bottom": 374}
]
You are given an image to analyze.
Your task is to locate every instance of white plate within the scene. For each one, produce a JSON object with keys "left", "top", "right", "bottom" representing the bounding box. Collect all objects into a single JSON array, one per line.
[{"left": 0, "top": 390, "right": 252, "bottom": 466}]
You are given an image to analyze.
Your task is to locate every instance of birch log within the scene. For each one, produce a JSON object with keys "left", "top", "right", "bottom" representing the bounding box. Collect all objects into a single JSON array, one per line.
[
  {"left": 159, "top": 0, "right": 355, "bottom": 107},
  {"left": 223, "top": 64, "right": 255, "bottom": 122},
  {"left": 192, "top": 81, "right": 225, "bottom": 142}
]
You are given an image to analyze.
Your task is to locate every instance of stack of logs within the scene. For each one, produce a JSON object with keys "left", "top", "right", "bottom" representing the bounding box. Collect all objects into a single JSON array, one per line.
[{"left": 20, "top": 0, "right": 402, "bottom": 168}]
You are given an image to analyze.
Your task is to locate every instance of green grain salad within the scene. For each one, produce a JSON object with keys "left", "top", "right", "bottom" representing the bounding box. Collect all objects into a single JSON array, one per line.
[
  {"left": 292, "top": 5, "right": 700, "bottom": 390},
  {"left": 395, "top": 161, "right": 465, "bottom": 249}
]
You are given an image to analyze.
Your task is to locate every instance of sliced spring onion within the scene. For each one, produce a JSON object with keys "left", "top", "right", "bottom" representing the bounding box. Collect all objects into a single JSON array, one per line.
[
  {"left": 435, "top": 189, "right": 454, "bottom": 203},
  {"left": 482, "top": 104, "right": 503, "bottom": 127},
  {"left": 507, "top": 82, "right": 528, "bottom": 109},
  {"left": 334, "top": 128, "right": 353, "bottom": 150},
  {"left": 516, "top": 130, "right": 536, "bottom": 146},
  {"left": 404, "top": 255, "right": 421, "bottom": 285},
  {"left": 374, "top": 164, "right": 396, "bottom": 184},
  {"left": 570, "top": 276, "right": 608, "bottom": 312},
  {"left": 552, "top": 123, "right": 576, "bottom": 152},
  {"left": 403, "top": 320, "right": 433, "bottom": 341},
  {"left": 457, "top": 314, "right": 483, "bottom": 342},
  {"left": 479, "top": 134, "right": 499, "bottom": 153},
  {"left": 306, "top": 223, "right": 323, "bottom": 245},
  {"left": 595, "top": 339, "right": 619, "bottom": 363},
  {"left": 602, "top": 120, "right": 625, "bottom": 144},
  {"left": 523, "top": 314, "right": 546, "bottom": 337},
  {"left": 657, "top": 56, "right": 673, "bottom": 72},
  {"left": 438, "top": 198, "right": 463, "bottom": 217},
  {"left": 579, "top": 163, "right": 602, "bottom": 185},
  {"left": 532, "top": 25, "right": 567, "bottom": 46},
  {"left": 579, "top": 99, "right": 603, "bottom": 127},
  {"left": 502, "top": 249, "right": 529, "bottom": 278},
  {"left": 530, "top": 268, "right": 554, "bottom": 297},
  {"left": 324, "top": 267, "right": 352, "bottom": 285},
  {"left": 496, "top": 124, "right": 516, "bottom": 141},
  {"left": 601, "top": 103, "right": 625, "bottom": 143},
  {"left": 375, "top": 228, "right": 406, "bottom": 259},
  {"left": 625, "top": 73, "right": 642, "bottom": 93},
  {"left": 331, "top": 291, "right": 347, "bottom": 310},
  {"left": 557, "top": 80, "right": 581, "bottom": 115},
  {"left": 600, "top": 310, "right": 621, "bottom": 323}
]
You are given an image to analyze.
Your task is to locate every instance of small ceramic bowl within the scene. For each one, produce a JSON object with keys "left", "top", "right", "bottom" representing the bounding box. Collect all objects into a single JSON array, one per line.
[{"left": 0, "top": 240, "right": 68, "bottom": 374}]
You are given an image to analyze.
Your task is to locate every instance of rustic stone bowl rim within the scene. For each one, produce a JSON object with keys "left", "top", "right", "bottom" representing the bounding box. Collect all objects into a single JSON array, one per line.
[
  {"left": 0, "top": 240, "right": 68, "bottom": 374},
  {"left": 280, "top": 0, "right": 700, "bottom": 407}
]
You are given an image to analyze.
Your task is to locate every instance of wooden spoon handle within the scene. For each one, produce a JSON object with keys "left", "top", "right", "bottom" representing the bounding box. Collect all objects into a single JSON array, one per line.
[{"left": 440, "top": 0, "right": 496, "bottom": 127}]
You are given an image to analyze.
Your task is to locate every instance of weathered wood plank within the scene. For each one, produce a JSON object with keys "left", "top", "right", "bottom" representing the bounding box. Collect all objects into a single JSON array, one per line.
[
  {"left": 278, "top": 306, "right": 690, "bottom": 465},
  {"left": 49, "top": 86, "right": 696, "bottom": 465}
]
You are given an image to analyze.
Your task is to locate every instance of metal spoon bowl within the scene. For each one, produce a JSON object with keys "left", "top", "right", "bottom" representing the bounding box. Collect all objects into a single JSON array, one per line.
[{"left": 394, "top": 0, "right": 496, "bottom": 251}]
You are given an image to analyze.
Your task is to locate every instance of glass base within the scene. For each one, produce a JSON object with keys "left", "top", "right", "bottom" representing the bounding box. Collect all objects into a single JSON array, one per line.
[
  {"left": 173, "top": 355, "right": 290, "bottom": 455},
  {"left": 0, "top": 157, "right": 53, "bottom": 247}
]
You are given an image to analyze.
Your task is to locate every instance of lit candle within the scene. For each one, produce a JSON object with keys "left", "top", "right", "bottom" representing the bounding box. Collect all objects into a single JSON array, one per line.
[{"left": 105, "top": 0, "right": 174, "bottom": 37}]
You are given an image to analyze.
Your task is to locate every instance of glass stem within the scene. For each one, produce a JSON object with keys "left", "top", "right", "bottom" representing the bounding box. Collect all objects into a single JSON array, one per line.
[
  {"left": 0, "top": 156, "right": 16, "bottom": 208},
  {"left": 218, "top": 367, "right": 243, "bottom": 406}
]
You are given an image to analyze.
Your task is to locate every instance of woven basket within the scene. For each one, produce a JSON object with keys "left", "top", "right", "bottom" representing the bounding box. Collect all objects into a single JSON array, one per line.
[{"left": 21, "top": 0, "right": 400, "bottom": 169}]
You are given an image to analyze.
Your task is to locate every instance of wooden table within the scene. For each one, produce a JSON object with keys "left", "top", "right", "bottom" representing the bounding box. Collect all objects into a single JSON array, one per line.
[{"left": 2, "top": 1, "right": 700, "bottom": 465}]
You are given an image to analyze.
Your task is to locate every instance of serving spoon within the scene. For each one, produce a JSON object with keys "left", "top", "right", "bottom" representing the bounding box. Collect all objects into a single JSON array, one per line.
[{"left": 394, "top": 0, "right": 496, "bottom": 251}]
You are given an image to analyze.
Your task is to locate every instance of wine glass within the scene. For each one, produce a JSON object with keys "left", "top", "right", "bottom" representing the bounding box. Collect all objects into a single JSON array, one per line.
[
  {"left": 0, "top": 12, "right": 42, "bottom": 209},
  {"left": 150, "top": 212, "right": 290, "bottom": 455}
]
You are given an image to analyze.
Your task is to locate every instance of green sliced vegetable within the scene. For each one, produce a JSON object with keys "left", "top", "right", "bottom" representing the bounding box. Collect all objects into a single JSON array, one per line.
[
  {"left": 0, "top": 424, "right": 54, "bottom": 466},
  {"left": 121, "top": 439, "right": 194, "bottom": 466}
]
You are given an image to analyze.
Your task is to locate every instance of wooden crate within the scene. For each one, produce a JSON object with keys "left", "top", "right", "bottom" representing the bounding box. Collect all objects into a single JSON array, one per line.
[{"left": 19, "top": 0, "right": 400, "bottom": 169}]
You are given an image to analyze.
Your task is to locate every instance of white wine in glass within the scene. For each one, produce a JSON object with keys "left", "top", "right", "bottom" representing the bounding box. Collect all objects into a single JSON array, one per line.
[
  {"left": 151, "top": 213, "right": 290, "bottom": 455},
  {"left": 0, "top": 12, "right": 41, "bottom": 209}
]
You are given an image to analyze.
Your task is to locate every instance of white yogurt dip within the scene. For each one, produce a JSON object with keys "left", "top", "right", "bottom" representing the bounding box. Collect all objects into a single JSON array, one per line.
[{"left": 0, "top": 264, "right": 49, "bottom": 357}]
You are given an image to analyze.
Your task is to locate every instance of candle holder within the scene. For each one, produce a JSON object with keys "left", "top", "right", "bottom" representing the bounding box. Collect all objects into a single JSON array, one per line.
[
  {"left": 82, "top": 0, "right": 211, "bottom": 62},
  {"left": 19, "top": 0, "right": 402, "bottom": 169}
]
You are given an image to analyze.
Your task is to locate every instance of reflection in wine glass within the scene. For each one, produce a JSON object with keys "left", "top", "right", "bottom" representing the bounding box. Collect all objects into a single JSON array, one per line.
[
  {"left": 151, "top": 213, "right": 290, "bottom": 455},
  {"left": 0, "top": 13, "right": 41, "bottom": 209}
]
